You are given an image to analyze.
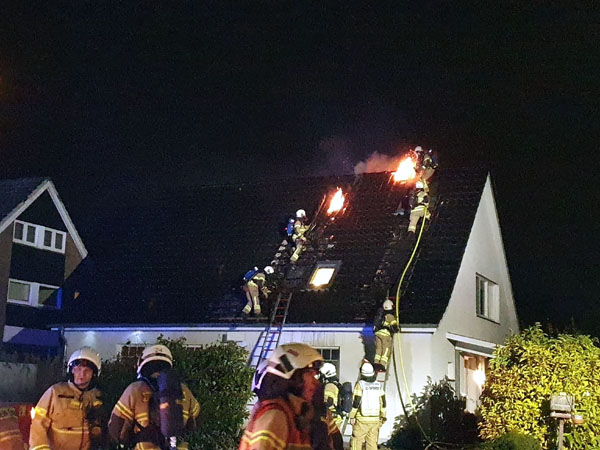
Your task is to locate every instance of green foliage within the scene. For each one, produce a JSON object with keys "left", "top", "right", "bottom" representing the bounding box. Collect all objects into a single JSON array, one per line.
[
  {"left": 482, "top": 431, "right": 541, "bottom": 450},
  {"left": 479, "top": 324, "right": 600, "bottom": 449},
  {"left": 386, "top": 377, "right": 480, "bottom": 449},
  {"left": 100, "top": 336, "right": 254, "bottom": 450}
]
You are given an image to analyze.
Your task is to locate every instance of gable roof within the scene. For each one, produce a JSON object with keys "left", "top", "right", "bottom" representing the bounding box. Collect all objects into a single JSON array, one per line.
[
  {"left": 55, "top": 167, "right": 489, "bottom": 327},
  {"left": 0, "top": 177, "right": 88, "bottom": 258}
]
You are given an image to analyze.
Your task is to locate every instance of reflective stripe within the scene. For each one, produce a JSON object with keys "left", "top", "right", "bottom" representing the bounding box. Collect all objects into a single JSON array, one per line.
[
  {"left": 30, "top": 446, "right": 52, "bottom": 450},
  {"left": 115, "top": 401, "right": 134, "bottom": 420},
  {"left": 241, "top": 429, "right": 286, "bottom": 450}
]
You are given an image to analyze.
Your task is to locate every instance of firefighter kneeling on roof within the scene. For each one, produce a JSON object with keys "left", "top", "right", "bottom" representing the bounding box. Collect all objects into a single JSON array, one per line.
[
  {"left": 349, "top": 362, "right": 386, "bottom": 450},
  {"left": 242, "top": 265, "right": 274, "bottom": 317},
  {"left": 30, "top": 346, "right": 106, "bottom": 450},
  {"left": 108, "top": 344, "right": 200, "bottom": 450},
  {"left": 240, "top": 343, "right": 343, "bottom": 450}
]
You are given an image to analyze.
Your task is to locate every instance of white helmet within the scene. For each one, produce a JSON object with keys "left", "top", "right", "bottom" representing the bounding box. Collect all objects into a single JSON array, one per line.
[
  {"left": 320, "top": 362, "right": 337, "bottom": 378},
  {"left": 68, "top": 347, "right": 101, "bottom": 375},
  {"left": 252, "top": 360, "right": 269, "bottom": 393},
  {"left": 137, "top": 344, "right": 173, "bottom": 376},
  {"left": 383, "top": 300, "right": 394, "bottom": 311},
  {"left": 266, "top": 343, "right": 323, "bottom": 380},
  {"left": 360, "top": 362, "right": 375, "bottom": 377},
  {"left": 414, "top": 146, "right": 423, "bottom": 153},
  {"left": 264, "top": 266, "right": 274, "bottom": 275},
  {"left": 296, "top": 209, "right": 306, "bottom": 219}
]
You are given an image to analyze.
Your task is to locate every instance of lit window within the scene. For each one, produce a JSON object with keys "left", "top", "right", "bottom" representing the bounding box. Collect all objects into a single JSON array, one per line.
[
  {"left": 476, "top": 274, "right": 499, "bottom": 322},
  {"left": 308, "top": 261, "right": 341, "bottom": 289},
  {"left": 7, "top": 278, "right": 59, "bottom": 308},
  {"left": 12, "top": 220, "right": 66, "bottom": 254}
]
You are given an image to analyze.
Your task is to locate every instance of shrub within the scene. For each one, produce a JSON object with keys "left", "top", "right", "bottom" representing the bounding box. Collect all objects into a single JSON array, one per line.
[
  {"left": 100, "top": 336, "right": 254, "bottom": 450},
  {"left": 479, "top": 325, "right": 600, "bottom": 449},
  {"left": 477, "top": 431, "right": 541, "bottom": 450},
  {"left": 386, "top": 377, "right": 480, "bottom": 449}
]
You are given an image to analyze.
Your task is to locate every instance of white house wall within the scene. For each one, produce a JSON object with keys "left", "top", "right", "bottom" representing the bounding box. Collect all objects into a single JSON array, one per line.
[
  {"left": 62, "top": 325, "right": 434, "bottom": 441},
  {"left": 432, "top": 174, "right": 519, "bottom": 389}
]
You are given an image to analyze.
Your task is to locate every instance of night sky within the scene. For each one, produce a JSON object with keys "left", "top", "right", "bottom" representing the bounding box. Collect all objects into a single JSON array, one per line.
[{"left": 1, "top": 3, "right": 597, "bottom": 334}]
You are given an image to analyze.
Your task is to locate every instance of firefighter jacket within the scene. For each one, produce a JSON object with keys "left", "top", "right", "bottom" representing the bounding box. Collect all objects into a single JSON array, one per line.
[
  {"left": 374, "top": 312, "right": 399, "bottom": 337},
  {"left": 29, "top": 381, "right": 104, "bottom": 450},
  {"left": 0, "top": 406, "right": 26, "bottom": 450},
  {"left": 292, "top": 220, "right": 309, "bottom": 243},
  {"left": 247, "top": 272, "right": 268, "bottom": 293},
  {"left": 349, "top": 380, "right": 386, "bottom": 423},
  {"left": 239, "top": 394, "right": 316, "bottom": 450},
  {"left": 409, "top": 190, "right": 429, "bottom": 209},
  {"left": 324, "top": 381, "right": 341, "bottom": 419},
  {"left": 109, "top": 380, "right": 200, "bottom": 450}
]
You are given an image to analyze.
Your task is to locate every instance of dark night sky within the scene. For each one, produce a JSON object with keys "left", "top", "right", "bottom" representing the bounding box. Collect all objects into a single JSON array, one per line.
[{"left": 1, "top": 3, "right": 598, "bottom": 334}]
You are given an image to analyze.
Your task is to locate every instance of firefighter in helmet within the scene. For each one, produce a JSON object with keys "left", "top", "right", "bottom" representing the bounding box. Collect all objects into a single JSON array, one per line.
[
  {"left": 319, "top": 363, "right": 343, "bottom": 427},
  {"left": 290, "top": 209, "right": 309, "bottom": 263},
  {"left": 349, "top": 362, "right": 386, "bottom": 450},
  {"left": 108, "top": 344, "right": 200, "bottom": 449},
  {"left": 374, "top": 299, "right": 399, "bottom": 372},
  {"left": 242, "top": 265, "right": 274, "bottom": 317},
  {"left": 240, "top": 343, "right": 338, "bottom": 450},
  {"left": 408, "top": 180, "right": 430, "bottom": 233},
  {"left": 30, "top": 346, "right": 106, "bottom": 450}
]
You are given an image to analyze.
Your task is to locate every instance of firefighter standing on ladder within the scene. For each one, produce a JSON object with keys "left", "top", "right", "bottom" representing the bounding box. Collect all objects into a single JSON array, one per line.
[
  {"left": 30, "top": 347, "right": 106, "bottom": 450},
  {"left": 373, "top": 299, "right": 399, "bottom": 372},
  {"left": 290, "top": 209, "right": 309, "bottom": 263},
  {"left": 408, "top": 180, "right": 430, "bottom": 233},
  {"left": 349, "top": 362, "right": 386, "bottom": 450},
  {"left": 242, "top": 266, "right": 274, "bottom": 317}
]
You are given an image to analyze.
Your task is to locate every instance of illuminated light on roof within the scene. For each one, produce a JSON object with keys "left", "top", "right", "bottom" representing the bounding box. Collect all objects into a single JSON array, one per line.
[{"left": 309, "top": 267, "right": 336, "bottom": 287}]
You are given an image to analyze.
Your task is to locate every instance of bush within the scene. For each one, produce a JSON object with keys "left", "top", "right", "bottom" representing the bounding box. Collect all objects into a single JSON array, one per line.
[
  {"left": 478, "top": 431, "right": 541, "bottom": 450},
  {"left": 386, "top": 377, "right": 480, "bottom": 450},
  {"left": 479, "top": 325, "right": 600, "bottom": 449},
  {"left": 100, "top": 336, "right": 254, "bottom": 450}
]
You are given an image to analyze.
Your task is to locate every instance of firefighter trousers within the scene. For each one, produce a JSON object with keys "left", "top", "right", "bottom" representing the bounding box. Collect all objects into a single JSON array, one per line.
[
  {"left": 374, "top": 333, "right": 392, "bottom": 369},
  {"left": 242, "top": 283, "right": 261, "bottom": 314},
  {"left": 408, "top": 206, "right": 430, "bottom": 233},
  {"left": 350, "top": 419, "right": 380, "bottom": 450}
]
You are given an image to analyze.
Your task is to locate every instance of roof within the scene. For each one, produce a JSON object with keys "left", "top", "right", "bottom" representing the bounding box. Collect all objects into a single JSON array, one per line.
[
  {"left": 53, "top": 167, "right": 489, "bottom": 327},
  {"left": 0, "top": 177, "right": 48, "bottom": 225}
]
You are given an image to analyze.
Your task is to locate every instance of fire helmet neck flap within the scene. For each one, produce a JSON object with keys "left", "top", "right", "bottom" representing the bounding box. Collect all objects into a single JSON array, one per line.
[
  {"left": 68, "top": 346, "right": 102, "bottom": 376},
  {"left": 266, "top": 343, "right": 324, "bottom": 380},
  {"left": 137, "top": 344, "right": 173, "bottom": 376}
]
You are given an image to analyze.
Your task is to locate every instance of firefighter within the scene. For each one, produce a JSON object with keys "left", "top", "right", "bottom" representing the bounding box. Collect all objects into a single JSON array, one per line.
[
  {"left": 240, "top": 343, "right": 337, "bottom": 450},
  {"left": 349, "top": 362, "right": 386, "bottom": 450},
  {"left": 374, "top": 299, "right": 399, "bottom": 372},
  {"left": 319, "top": 363, "right": 343, "bottom": 427},
  {"left": 0, "top": 405, "right": 26, "bottom": 450},
  {"left": 242, "top": 265, "right": 274, "bottom": 316},
  {"left": 108, "top": 344, "right": 200, "bottom": 450},
  {"left": 30, "top": 346, "right": 106, "bottom": 450},
  {"left": 290, "top": 209, "right": 309, "bottom": 263},
  {"left": 407, "top": 180, "right": 430, "bottom": 233}
]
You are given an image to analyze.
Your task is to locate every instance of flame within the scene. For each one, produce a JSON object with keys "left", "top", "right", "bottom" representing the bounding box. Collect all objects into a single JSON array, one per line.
[
  {"left": 327, "top": 188, "right": 346, "bottom": 214},
  {"left": 393, "top": 156, "right": 417, "bottom": 182},
  {"left": 31, "top": 407, "right": 36, "bottom": 419}
]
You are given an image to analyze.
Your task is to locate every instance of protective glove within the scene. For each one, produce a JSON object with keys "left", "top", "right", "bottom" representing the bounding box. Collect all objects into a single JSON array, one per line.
[
  {"left": 349, "top": 418, "right": 356, "bottom": 425},
  {"left": 380, "top": 417, "right": 387, "bottom": 424}
]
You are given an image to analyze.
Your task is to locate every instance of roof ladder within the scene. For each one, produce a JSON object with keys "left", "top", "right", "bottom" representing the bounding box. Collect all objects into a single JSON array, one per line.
[{"left": 247, "top": 291, "right": 293, "bottom": 369}]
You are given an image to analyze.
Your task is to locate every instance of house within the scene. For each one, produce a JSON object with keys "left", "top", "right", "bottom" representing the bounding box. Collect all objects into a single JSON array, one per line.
[
  {"left": 54, "top": 168, "right": 519, "bottom": 440},
  {"left": 0, "top": 178, "right": 87, "bottom": 356}
]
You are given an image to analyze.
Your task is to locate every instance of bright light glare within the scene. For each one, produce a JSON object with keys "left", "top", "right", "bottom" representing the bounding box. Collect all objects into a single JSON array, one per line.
[
  {"left": 393, "top": 157, "right": 416, "bottom": 182},
  {"left": 327, "top": 188, "right": 345, "bottom": 214},
  {"left": 310, "top": 268, "right": 336, "bottom": 287},
  {"left": 473, "top": 369, "right": 486, "bottom": 387}
]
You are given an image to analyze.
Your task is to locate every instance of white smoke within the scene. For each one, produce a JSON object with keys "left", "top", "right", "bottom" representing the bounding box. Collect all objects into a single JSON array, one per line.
[{"left": 353, "top": 152, "right": 403, "bottom": 175}]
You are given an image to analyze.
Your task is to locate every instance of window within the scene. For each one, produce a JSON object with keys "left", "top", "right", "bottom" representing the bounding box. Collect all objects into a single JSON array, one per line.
[
  {"left": 7, "top": 279, "right": 59, "bottom": 308},
  {"left": 476, "top": 274, "right": 499, "bottom": 322},
  {"left": 13, "top": 220, "right": 66, "bottom": 253},
  {"left": 120, "top": 345, "right": 146, "bottom": 367},
  {"left": 308, "top": 261, "right": 341, "bottom": 289},
  {"left": 315, "top": 347, "right": 340, "bottom": 373}
]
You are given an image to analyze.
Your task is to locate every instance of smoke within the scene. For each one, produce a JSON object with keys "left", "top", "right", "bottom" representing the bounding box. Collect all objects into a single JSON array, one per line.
[{"left": 353, "top": 152, "right": 403, "bottom": 175}]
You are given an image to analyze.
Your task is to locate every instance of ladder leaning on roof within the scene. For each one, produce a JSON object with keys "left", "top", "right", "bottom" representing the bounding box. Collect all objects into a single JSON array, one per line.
[{"left": 247, "top": 291, "right": 293, "bottom": 369}]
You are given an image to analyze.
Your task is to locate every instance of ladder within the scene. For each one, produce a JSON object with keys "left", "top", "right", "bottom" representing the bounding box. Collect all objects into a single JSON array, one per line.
[{"left": 247, "top": 291, "right": 293, "bottom": 369}]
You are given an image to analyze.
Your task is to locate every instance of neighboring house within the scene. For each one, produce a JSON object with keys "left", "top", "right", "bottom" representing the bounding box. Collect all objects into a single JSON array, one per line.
[
  {"left": 54, "top": 168, "right": 519, "bottom": 440},
  {"left": 0, "top": 178, "right": 87, "bottom": 355}
]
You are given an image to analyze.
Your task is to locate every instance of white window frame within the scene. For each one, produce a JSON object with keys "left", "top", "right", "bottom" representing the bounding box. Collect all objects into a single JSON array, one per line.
[
  {"left": 13, "top": 220, "right": 67, "bottom": 254},
  {"left": 315, "top": 346, "right": 341, "bottom": 374},
  {"left": 308, "top": 261, "right": 341, "bottom": 289},
  {"left": 476, "top": 273, "right": 500, "bottom": 323},
  {"left": 7, "top": 278, "right": 60, "bottom": 308}
]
